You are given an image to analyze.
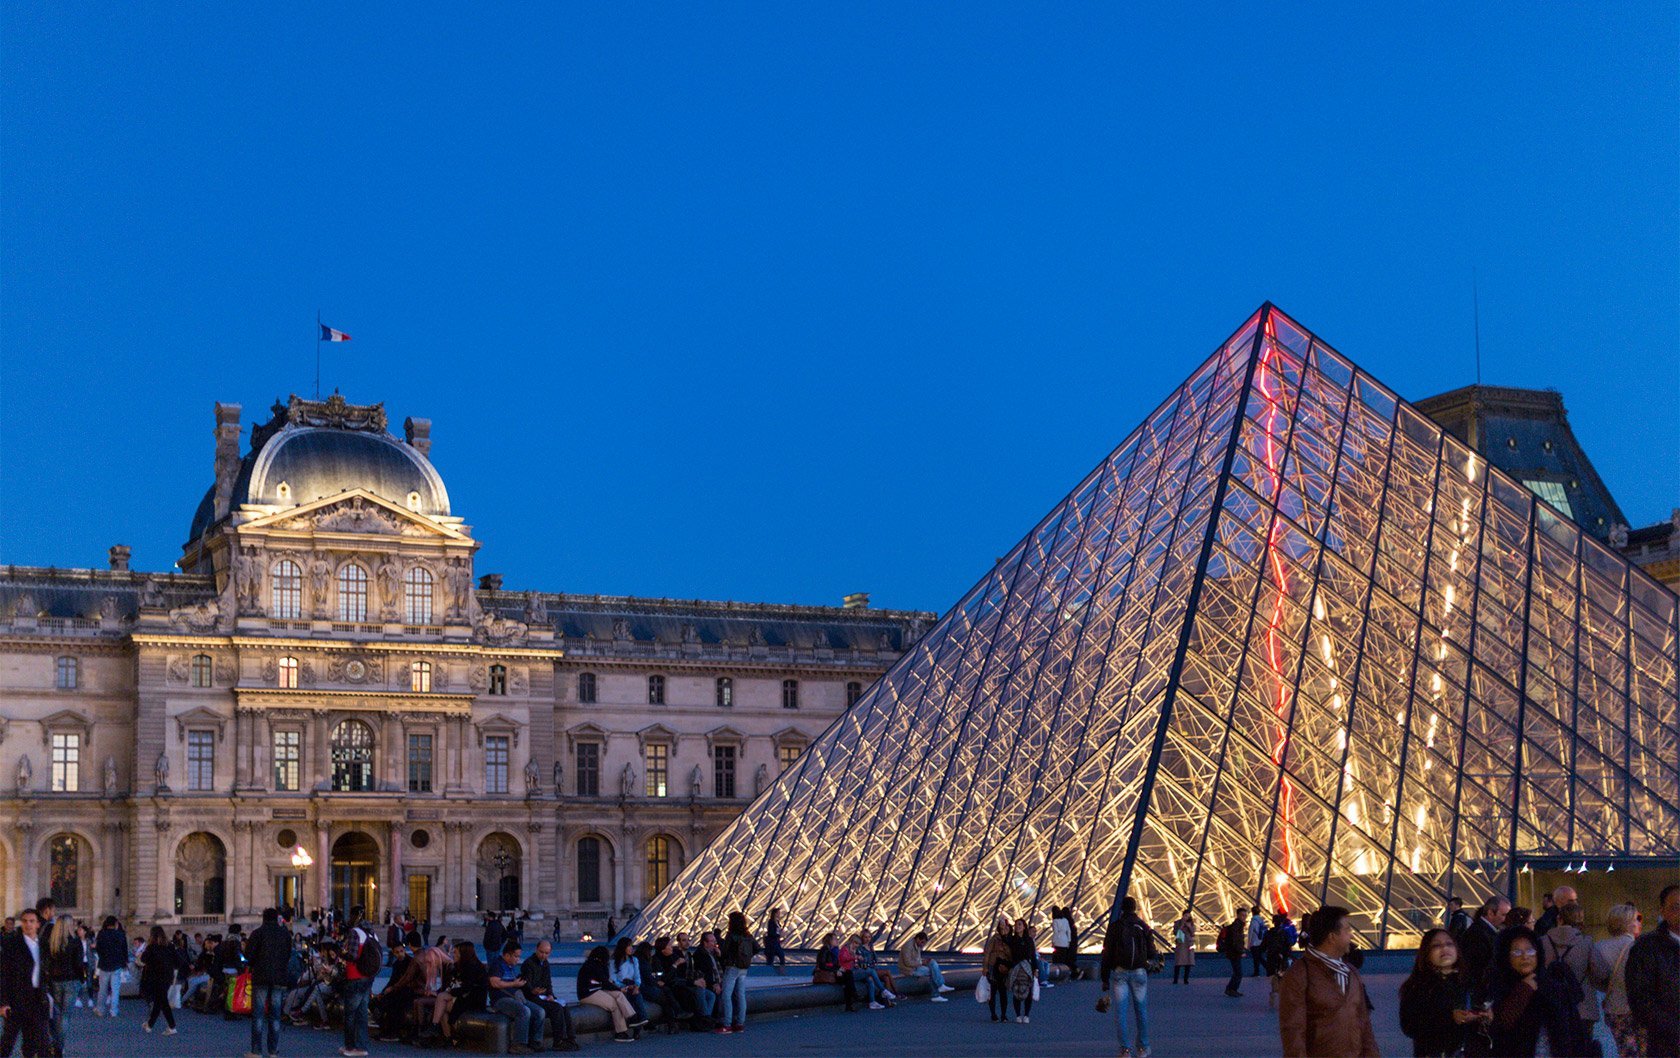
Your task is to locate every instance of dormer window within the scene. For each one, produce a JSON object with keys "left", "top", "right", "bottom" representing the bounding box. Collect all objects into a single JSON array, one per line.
[
  {"left": 406, "top": 490, "right": 422, "bottom": 512},
  {"left": 276, "top": 481, "right": 292, "bottom": 502}
]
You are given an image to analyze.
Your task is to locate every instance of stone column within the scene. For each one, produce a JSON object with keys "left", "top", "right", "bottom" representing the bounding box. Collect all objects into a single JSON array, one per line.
[
  {"left": 17, "top": 822, "right": 35, "bottom": 913},
  {"left": 612, "top": 829, "right": 627, "bottom": 914},
  {"left": 150, "top": 817, "right": 173, "bottom": 922},
  {"left": 314, "top": 714, "right": 331, "bottom": 791},
  {"left": 389, "top": 822, "right": 404, "bottom": 912},
  {"left": 315, "top": 824, "right": 330, "bottom": 911},
  {"left": 384, "top": 713, "right": 402, "bottom": 791},
  {"left": 232, "top": 820, "right": 256, "bottom": 917},
  {"left": 254, "top": 713, "right": 272, "bottom": 792}
]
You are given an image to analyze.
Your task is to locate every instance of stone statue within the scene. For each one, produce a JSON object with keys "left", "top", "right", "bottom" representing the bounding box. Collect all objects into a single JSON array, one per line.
[
  {"left": 552, "top": 759, "right": 564, "bottom": 797},
  {"left": 523, "top": 592, "right": 547, "bottom": 624},
  {"left": 377, "top": 556, "right": 402, "bottom": 614},
  {"left": 619, "top": 763, "right": 635, "bottom": 799},
  {"left": 140, "top": 578, "right": 165, "bottom": 609},
  {"left": 446, "top": 560, "right": 472, "bottom": 617},
  {"left": 612, "top": 618, "right": 632, "bottom": 641},
  {"left": 1609, "top": 523, "right": 1630, "bottom": 549},
  {"left": 308, "top": 557, "right": 332, "bottom": 614},
  {"left": 236, "top": 547, "right": 263, "bottom": 609},
  {"left": 104, "top": 756, "right": 118, "bottom": 797},
  {"left": 100, "top": 595, "right": 119, "bottom": 622},
  {"left": 524, "top": 758, "right": 541, "bottom": 796},
  {"left": 15, "top": 754, "right": 31, "bottom": 793},
  {"left": 154, "top": 751, "right": 171, "bottom": 792},
  {"left": 680, "top": 623, "right": 699, "bottom": 645},
  {"left": 754, "top": 763, "right": 769, "bottom": 796},
  {"left": 689, "top": 765, "right": 703, "bottom": 799}
]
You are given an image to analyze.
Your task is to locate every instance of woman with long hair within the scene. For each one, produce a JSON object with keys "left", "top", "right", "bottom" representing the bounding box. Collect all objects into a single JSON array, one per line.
[
  {"left": 576, "top": 944, "right": 643, "bottom": 1042},
  {"left": 445, "top": 938, "right": 489, "bottom": 1037},
  {"left": 138, "top": 925, "right": 179, "bottom": 1035},
  {"left": 1589, "top": 903, "right": 1642, "bottom": 1058},
  {"left": 1006, "top": 918, "right": 1038, "bottom": 1023},
  {"left": 719, "top": 911, "right": 759, "bottom": 1033},
  {"left": 1399, "top": 928, "right": 1489, "bottom": 1057},
  {"left": 44, "top": 913, "right": 83, "bottom": 1055},
  {"left": 982, "top": 918, "right": 1013, "bottom": 1023},
  {"left": 1476, "top": 926, "right": 1580, "bottom": 1058},
  {"left": 609, "top": 936, "right": 650, "bottom": 1023}
]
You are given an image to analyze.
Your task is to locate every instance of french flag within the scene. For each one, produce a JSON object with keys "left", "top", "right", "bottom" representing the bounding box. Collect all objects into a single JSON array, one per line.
[{"left": 320, "top": 324, "right": 352, "bottom": 342}]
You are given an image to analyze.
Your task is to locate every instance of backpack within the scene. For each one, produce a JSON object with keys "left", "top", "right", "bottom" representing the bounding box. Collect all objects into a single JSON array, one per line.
[
  {"left": 1543, "top": 939, "right": 1586, "bottom": 1010},
  {"left": 352, "top": 928, "right": 383, "bottom": 978},
  {"left": 1217, "top": 923, "right": 1238, "bottom": 956},
  {"left": 723, "top": 933, "right": 754, "bottom": 970},
  {"left": 1113, "top": 917, "right": 1154, "bottom": 971}
]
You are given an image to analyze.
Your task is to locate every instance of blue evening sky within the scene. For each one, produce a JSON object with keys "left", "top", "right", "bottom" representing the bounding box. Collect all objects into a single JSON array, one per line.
[{"left": 2, "top": 4, "right": 1675, "bottom": 612}]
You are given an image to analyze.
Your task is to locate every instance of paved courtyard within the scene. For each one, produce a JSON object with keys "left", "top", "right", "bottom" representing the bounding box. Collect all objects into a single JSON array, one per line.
[{"left": 54, "top": 970, "right": 1423, "bottom": 1058}]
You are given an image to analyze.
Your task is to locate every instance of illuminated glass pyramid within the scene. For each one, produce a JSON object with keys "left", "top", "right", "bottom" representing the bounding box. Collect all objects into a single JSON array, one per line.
[{"left": 634, "top": 305, "right": 1680, "bottom": 950}]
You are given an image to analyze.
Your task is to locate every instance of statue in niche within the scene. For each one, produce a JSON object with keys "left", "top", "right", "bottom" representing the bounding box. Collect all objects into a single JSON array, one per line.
[
  {"left": 377, "top": 556, "right": 402, "bottom": 614},
  {"left": 104, "top": 756, "right": 118, "bottom": 797},
  {"left": 154, "top": 751, "right": 171, "bottom": 792},
  {"left": 689, "top": 765, "right": 703, "bottom": 799},
  {"left": 524, "top": 758, "right": 541, "bottom": 796},
  {"left": 754, "top": 763, "right": 769, "bottom": 797},
  {"left": 308, "top": 557, "right": 332, "bottom": 614},
  {"left": 552, "top": 759, "right": 564, "bottom": 797},
  {"left": 236, "top": 547, "right": 264, "bottom": 609},
  {"left": 15, "top": 754, "right": 31, "bottom": 793},
  {"left": 523, "top": 592, "right": 547, "bottom": 624},
  {"left": 445, "top": 560, "right": 472, "bottom": 616},
  {"left": 619, "top": 763, "right": 635, "bottom": 800}
]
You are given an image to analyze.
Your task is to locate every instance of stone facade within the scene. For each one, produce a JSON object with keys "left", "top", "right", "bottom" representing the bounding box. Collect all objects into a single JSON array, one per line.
[{"left": 0, "top": 395, "right": 932, "bottom": 937}]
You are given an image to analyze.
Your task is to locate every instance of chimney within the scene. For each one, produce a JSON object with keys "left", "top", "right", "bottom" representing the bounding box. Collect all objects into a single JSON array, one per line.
[
  {"left": 108, "top": 545, "right": 131, "bottom": 572},
  {"left": 405, "top": 417, "right": 432, "bottom": 458},
  {"left": 843, "top": 592, "right": 870, "bottom": 610},
  {"left": 478, "top": 573, "right": 503, "bottom": 592},
  {"left": 212, "top": 403, "right": 243, "bottom": 520}
]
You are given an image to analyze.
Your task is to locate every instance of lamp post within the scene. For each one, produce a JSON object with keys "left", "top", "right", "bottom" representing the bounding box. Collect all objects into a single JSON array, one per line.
[
  {"left": 291, "top": 845, "right": 313, "bottom": 917},
  {"left": 492, "top": 847, "right": 512, "bottom": 910}
]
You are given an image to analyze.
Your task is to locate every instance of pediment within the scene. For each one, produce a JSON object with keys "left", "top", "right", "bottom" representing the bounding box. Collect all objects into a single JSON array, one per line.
[
  {"left": 38, "top": 708, "right": 94, "bottom": 745},
  {"left": 567, "top": 722, "right": 609, "bottom": 746},
  {"left": 473, "top": 711, "right": 522, "bottom": 748},
  {"left": 173, "top": 705, "right": 229, "bottom": 742},
  {"left": 637, "top": 723, "right": 678, "bottom": 747},
  {"left": 705, "top": 725, "right": 746, "bottom": 748},
  {"left": 771, "top": 725, "right": 811, "bottom": 746},
  {"left": 240, "top": 490, "right": 469, "bottom": 541}
]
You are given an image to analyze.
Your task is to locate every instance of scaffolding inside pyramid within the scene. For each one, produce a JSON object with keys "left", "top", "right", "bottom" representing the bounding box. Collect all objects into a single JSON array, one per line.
[{"left": 632, "top": 305, "right": 1680, "bottom": 951}]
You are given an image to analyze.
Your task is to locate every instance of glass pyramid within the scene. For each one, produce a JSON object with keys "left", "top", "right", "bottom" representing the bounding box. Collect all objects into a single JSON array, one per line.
[{"left": 634, "top": 305, "right": 1680, "bottom": 950}]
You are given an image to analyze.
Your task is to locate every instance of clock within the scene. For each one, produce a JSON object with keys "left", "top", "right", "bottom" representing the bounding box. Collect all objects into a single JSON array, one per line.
[{"left": 345, "top": 659, "right": 367, "bottom": 682}]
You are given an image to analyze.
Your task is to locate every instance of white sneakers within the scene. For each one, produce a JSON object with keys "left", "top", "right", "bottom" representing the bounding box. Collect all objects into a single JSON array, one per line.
[
  {"left": 882, "top": 990, "right": 898, "bottom": 1000},
  {"left": 867, "top": 1002, "right": 885, "bottom": 1010},
  {"left": 936, "top": 984, "right": 955, "bottom": 993},
  {"left": 930, "top": 995, "right": 949, "bottom": 1003}
]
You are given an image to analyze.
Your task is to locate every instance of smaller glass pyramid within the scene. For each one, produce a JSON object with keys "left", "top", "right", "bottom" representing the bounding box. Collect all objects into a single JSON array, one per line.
[{"left": 633, "top": 305, "right": 1680, "bottom": 951}]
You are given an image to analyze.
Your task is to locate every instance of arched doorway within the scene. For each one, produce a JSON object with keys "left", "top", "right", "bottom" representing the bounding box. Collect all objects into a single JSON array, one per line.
[
  {"left": 42, "top": 833, "right": 91, "bottom": 913},
  {"left": 174, "top": 832, "right": 227, "bottom": 917},
  {"left": 476, "top": 833, "right": 522, "bottom": 911},
  {"left": 331, "top": 832, "right": 380, "bottom": 917}
]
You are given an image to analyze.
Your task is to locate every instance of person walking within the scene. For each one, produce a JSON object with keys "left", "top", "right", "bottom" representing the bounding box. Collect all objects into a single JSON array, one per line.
[
  {"left": 1100, "top": 897, "right": 1157, "bottom": 1058},
  {"left": 482, "top": 913, "right": 505, "bottom": 964},
  {"left": 244, "top": 907, "right": 293, "bottom": 1058},
  {"left": 92, "top": 916, "right": 127, "bottom": 1019},
  {"left": 1540, "top": 902, "right": 1600, "bottom": 1054},
  {"left": 340, "top": 905, "right": 379, "bottom": 1058},
  {"left": 982, "top": 919, "right": 1013, "bottom": 1024},
  {"left": 1589, "top": 903, "right": 1642, "bottom": 1058},
  {"left": 1219, "top": 911, "right": 1247, "bottom": 997},
  {"left": 1006, "top": 919, "right": 1036, "bottom": 1023},
  {"left": 137, "top": 925, "right": 180, "bottom": 1037},
  {"left": 763, "top": 909, "right": 787, "bottom": 974},
  {"left": 1625, "top": 883, "right": 1680, "bottom": 1058},
  {"left": 1171, "top": 910, "right": 1195, "bottom": 985},
  {"left": 1277, "top": 906, "right": 1379, "bottom": 1058},
  {"left": 1248, "top": 907, "right": 1268, "bottom": 978},
  {"left": 719, "top": 911, "right": 758, "bottom": 1033},
  {"left": 1399, "top": 928, "right": 1487, "bottom": 1058},
  {"left": 0, "top": 908, "right": 53, "bottom": 1057},
  {"left": 43, "top": 913, "right": 82, "bottom": 1057}
]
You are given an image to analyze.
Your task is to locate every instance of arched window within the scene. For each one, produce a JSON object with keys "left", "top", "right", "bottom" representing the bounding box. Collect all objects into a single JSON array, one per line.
[
  {"left": 55, "top": 656, "right": 78, "bottom": 690},
  {"left": 277, "top": 656, "right": 299, "bottom": 689},
  {"left": 488, "top": 664, "right": 507, "bottom": 696},
  {"left": 331, "top": 720, "right": 375, "bottom": 792},
  {"left": 644, "top": 836, "right": 672, "bottom": 900},
  {"left": 846, "top": 681, "right": 863, "bottom": 706},
  {"left": 647, "top": 674, "right": 666, "bottom": 705},
  {"left": 403, "top": 567, "right": 433, "bottom": 625},
  {"left": 271, "top": 560, "right": 303, "bottom": 619},
  {"left": 577, "top": 837, "right": 602, "bottom": 903},
  {"left": 578, "top": 673, "right": 597, "bottom": 704},
  {"left": 782, "top": 679, "right": 800, "bottom": 709},
  {"left": 191, "top": 654, "right": 214, "bottom": 688},
  {"left": 715, "top": 676, "right": 733, "bottom": 708},
  {"left": 337, "top": 564, "right": 369, "bottom": 622},
  {"left": 411, "top": 660, "right": 432, "bottom": 693},
  {"left": 48, "top": 834, "right": 80, "bottom": 907}
]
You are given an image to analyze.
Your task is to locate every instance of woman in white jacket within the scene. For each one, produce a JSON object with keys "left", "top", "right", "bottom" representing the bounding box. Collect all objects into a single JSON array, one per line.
[{"left": 1589, "top": 903, "right": 1642, "bottom": 1058}]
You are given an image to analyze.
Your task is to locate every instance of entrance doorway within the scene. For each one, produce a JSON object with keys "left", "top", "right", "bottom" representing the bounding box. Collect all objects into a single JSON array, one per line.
[
  {"left": 331, "top": 832, "right": 380, "bottom": 917},
  {"left": 407, "top": 874, "right": 431, "bottom": 925}
]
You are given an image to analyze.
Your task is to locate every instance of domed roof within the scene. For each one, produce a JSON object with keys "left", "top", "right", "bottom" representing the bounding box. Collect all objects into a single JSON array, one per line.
[{"left": 187, "top": 395, "right": 449, "bottom": 542}]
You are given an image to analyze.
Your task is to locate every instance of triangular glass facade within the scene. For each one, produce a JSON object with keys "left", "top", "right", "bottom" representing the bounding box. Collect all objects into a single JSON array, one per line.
[{"left": 633, "top": 305, "right": 1680, "bottom": 950}]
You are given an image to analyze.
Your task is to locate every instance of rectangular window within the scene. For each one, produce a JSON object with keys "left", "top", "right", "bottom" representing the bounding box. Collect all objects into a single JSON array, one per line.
[
  {"left": 489, "top": 665, "right": 507, "bottom": 696},
  {"left": 407, "top": 733, "right": 434, "bottom": 793},
  {"left": 187, "top": 730, "right": 215, "bottom": 791},
  {"left": 273, "top": 730, "right": 301, "bottom": 791},
  {"left": 778, "top": 744, "right": 802, "bottom": 772},
  {"left": 782, "top": 679, "right": 799, "bottom": 709},
  {"left": 644, "top": 744, "right": 668, "bottom": 798},
  {"left": 578, "top": 673, "right": 597, "bottom": 704},
  {"left": 648, "top": 675, "right": 666, "bottom": 705},
  {"left": 715, "top": 676, "right": 733, "bottom": 707},
  {"left": 713, "top": 745, "right": 736, "bottom": 798},
  {"left": 50, "top": 733, "right": 80, "bottom": 792},
  {"left": 575, "top": 742, "right": 600, "bottom": 797},
  {"left": 485, "top": 735, "right": 509, "bottom": 794},
  {"left": 411, "top": 661, "right": 432, "bottom": 693},
  {"left": 55, "top": 656, "right": 78, "bottom": 690}
]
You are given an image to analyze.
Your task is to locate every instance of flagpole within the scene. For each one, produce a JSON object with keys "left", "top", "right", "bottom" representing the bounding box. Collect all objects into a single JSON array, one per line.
[{"left": 315, "top": 310, "right": 322, "bottom": 399}]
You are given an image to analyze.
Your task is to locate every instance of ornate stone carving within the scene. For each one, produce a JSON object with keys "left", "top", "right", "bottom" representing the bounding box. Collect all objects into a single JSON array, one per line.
[
  {"left": 468, "top": 665, "right": 489, "bottom": 692},
  {"left": 749, "top": 626, "right": 766, "bottom": 646},
  {"left": 689, "top": 765, "right": 704, "bottom": 799},
  {"left": 524, "top": 758, "right": 541, "bottom": 797},
  {"left": 474, "top": 614, "right": 528, "bottom": 645},
  {"left": 612, "top": 618, "right": 632, "bottom": 641},
  {"left": 308, "top": 557, "right": 332, "bottom": 616},
  {"left": 754, "top": 763, "right": 769, "bottom": 797},
  {"left": 15, "top": 754, "right": 32, "bottom": 793},
  {"left": 154, "top": 752, "right": 171, "bottom": 792},
  {"left": 100, "top": 595, "right": 120, "bottom": 622},
  {"left": 1609, "top": 522, "right": 1630, "bottom": 548},
  {"left": 445, "top": 559, "right": 472, "bottom": 619},
  {"left": 552, "top": 760, "right": 564, "bottom": 797},
  {"left": 377, "top": 556, "right": 402, "bottom": 616},
  {"left": 140, "top": 578, "right": 165, "bottom": 609},
  {"left": 166, "top": 655, "right": 190, "bottom": 683},
  {"left": 620, "top": 763, "right": 636, "bottom": 800},
  {"left": 680, "top": 623, "right": 699, "bottom": 644},
  {"left": 524, "top": 592, "right": 547, "bottom": 624},
  {"left": 235, "top": 545, "right": 264, "bottom": 612},
  {"left": 286, "top": 393, "right": 387, "bottom": 432},
  {"left": 327, "top": 654, "right": 383, "bottom": 685},
  {"left": 168, "top": 598, "right": 220, "bottom": 632},
  {"left": 509, "top": 668, "right": 528, "bottom": 695},
  {"left": 104, "top": 756, "right": 118, "bottom": 797},
  {"left": 215, "top": 656, "right": 236, "bottom": 685},
  {"left": 315, "top": 497, "right": 403, "bottom": 535}
]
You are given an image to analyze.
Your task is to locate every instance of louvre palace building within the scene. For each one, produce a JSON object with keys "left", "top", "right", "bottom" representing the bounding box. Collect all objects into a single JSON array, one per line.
[{"left": 0, "top": 393, "right": 933, "bottom": 935}]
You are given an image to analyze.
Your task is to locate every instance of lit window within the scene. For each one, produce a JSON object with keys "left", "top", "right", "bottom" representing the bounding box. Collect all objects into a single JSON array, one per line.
[
  {"left": 337, "top": 564, "right": 369, "bottom": 622},
  {"left": 411, "top": 660, "right": 432, "bottom": 693},
  {"left": 485, "top": 735, "right": 510, "bottom": 794},
  {"left": 330, "top": 720, "right": 375, "bottom": 792},
  {"left": 648, "top": 675, "right": 666, "bottom": 705},
  {"left": 50, "top": 733, "right": 80, "bottom": 792},
  {"left": 277, "top": 656, "right": 299, "bottom": 689},
  {"left": 55, "top": 656, "right": 78, "bottom": 690},
  {"left": 713, "top": 745, "right": 737, "bottom": 798},
  {"left": 575, "top": 742, "right": 600, "bottom": 797},
  {"left": 272, "top": 560, "right": 303, "bottom": 619},
  {"left": 404, "top": 567, "right": 434, "bottom": 624},
  {"left": 782, "top": 679, "right": 799, "bottom": 709},
  {"left": 778, "top": 744, "right": 802, "bottom": 772},
  {"left": 276, "top": 481, "right": 292, "bottom": 502},
  {"left": 644, "top": 744, "right": 669, "bottom": 797},
  {"left": 187, "top": 731, "right": 215, "bottom": 791},
  {"left": 715, "top": 677, "right": 733, "bottom": 708},
  {"left": 1522, "top": 479, "right": 1574, "bottom": 518},
  {"left": 488, "top": 664, "right": 507, "bottom": 696},
  {"left": 645, "top": 836, "right": 671, "bottom": 900},
  {"left": 846, "top": 681, "right": 863, "bottom": 706},
  {"left": 272, "top": 731, "right": 300, "bottom": 791},
  {"left": 408, "top": 733, "right": 433, "bottom": 793},
  {"left": 578, "top": 673, "right": 597, "bottom": 704},
  {"left": 406, "top": 490, "right": 422, "bottom": 512},
  {"left": 49, "top": 835, "right": 79, "bottom": 907},
  {"left": 191, "top": 654, "right": 213, "bottom": 688}
]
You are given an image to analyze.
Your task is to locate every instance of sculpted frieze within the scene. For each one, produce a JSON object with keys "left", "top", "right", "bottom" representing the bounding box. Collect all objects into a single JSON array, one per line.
[{"left": 327, "top": 654, "right": 384, "bottom": 685}]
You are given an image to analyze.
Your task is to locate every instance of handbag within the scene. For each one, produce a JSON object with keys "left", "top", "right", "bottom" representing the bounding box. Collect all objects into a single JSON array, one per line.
[
  {"left": 1095, "top": 991, "right": 1112, "bottom": 1014},
  {"left": 227, "top": 971, "right": 253, "bottom": 1015},
  {"left": 975, "top": 976, "right": 992, "bottom": 1003},
  {"left": 812, "top": 969, "right": 836, "bottom": 985},
  {"left": 1032, "top": 978, "right": 1041, "bottom": 1001},
  {"left": 167, "top": 982, "right": 183, "bottom": 1009}
]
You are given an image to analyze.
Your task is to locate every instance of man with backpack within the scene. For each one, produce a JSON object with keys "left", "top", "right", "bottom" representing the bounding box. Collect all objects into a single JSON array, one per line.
[
  {"left": 341, "top": 905, "right": 380, "bottom": 1058},
  {"left": 1444, "top": 897, "right": 1471, "bottom": 940},
  {"left": 1100, "top": 896, "right": 1157, "bottom": 1058},
  {"left": 1218, "top": 912, "right": 1247, "bottom": 998},
  {"left": 246, "top": 907, "right": 294, "bottom": 1058}
]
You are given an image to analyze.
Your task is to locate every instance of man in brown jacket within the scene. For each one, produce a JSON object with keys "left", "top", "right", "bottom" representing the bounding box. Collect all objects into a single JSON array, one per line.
[{"left": 1278, "top": 906, "right": 1380, "bottom": 1058}]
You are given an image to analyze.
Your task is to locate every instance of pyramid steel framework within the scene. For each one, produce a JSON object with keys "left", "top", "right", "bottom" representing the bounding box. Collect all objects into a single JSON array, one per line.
[{"left": 633, "top": 305, "right": 1680, "bottom": 950}]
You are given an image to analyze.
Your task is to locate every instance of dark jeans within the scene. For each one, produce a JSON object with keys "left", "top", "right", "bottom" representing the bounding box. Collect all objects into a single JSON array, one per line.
[
  {"left": 251, "top": 983, "right": 285, "bottom": 1055},
  {"left": 1250, "top": 945, "right": 1264, "bottom": 976},
  {"left": 342, "top": 977, "right": 372, "bottom": 1052},
  {"left": 48, "top": 981, "right": 76, "bottom": 1055},
  {"left": 529, "top": 996, "right": 574, "bottom": 1042},
  {"left": 144, "top": 984, "right": 176, "bottom": 1030},
  {"left": 0, "top": 994, "right": 51, "bottom": 1057},
  {"left": 1226, "top": 955, "right": 1243, "bottom": 994},
  {"left": 837, "top": 970, "right": 859, "bottom": 1012}
]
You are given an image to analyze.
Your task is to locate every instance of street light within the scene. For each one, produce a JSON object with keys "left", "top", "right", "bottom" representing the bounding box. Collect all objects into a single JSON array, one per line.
[
  {"left": 291, "top": 845, "right": 313, "bottom": 916},
  {"left": 492, "top": 847, "right": 512, "bottom": 910}
]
